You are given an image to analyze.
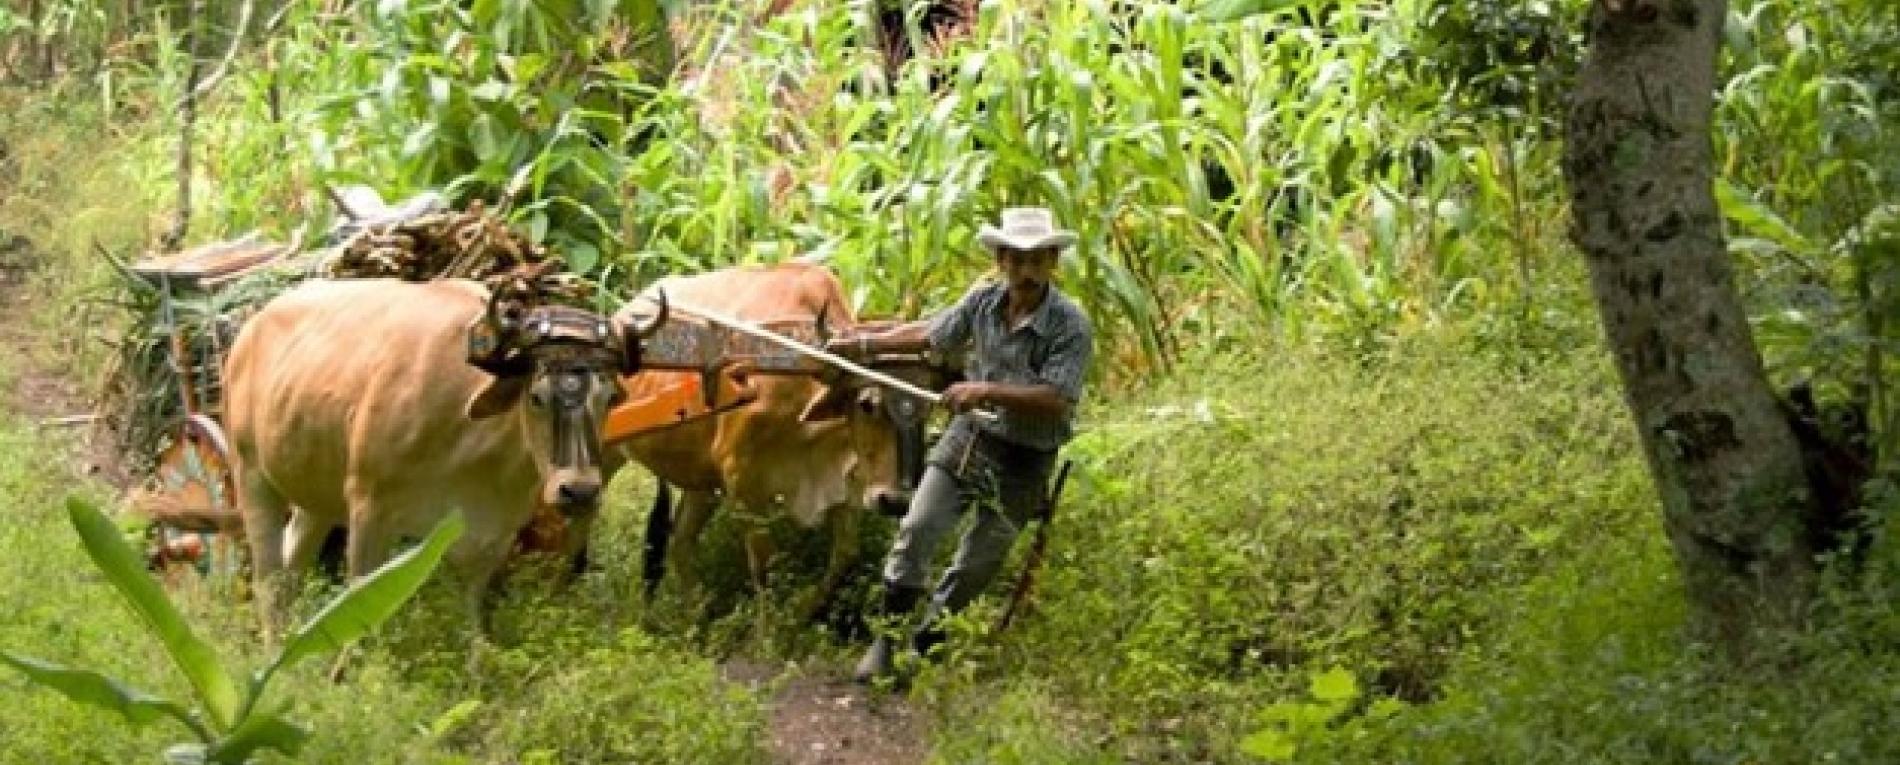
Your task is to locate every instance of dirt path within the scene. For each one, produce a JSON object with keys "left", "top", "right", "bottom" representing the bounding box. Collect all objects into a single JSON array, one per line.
[
  {"left": 0, "top": 232, "right": 128, "bottom": 485},
  {"left": 722, "top": 659, "right": 929, "bottom": 765}
]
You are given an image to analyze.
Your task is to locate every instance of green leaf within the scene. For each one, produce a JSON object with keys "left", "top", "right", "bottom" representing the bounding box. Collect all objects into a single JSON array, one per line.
[
  {"left": 270, "top": 514, "right": 465, "bottom": 675},
  {"left": 1199, "top": 0, "right": 1302, "bottom": 26},
  {"left": 0, "top": 651, "right": 195, "bottom": 730},
  {"left": 66, "top": 496, "right": 241, "bottom": 731},
  {"left": 1309, "top": 666, "right": 1359, "bottom": 703},
  {"left": 1240, "top": 728, "right": 1296, "bottom": 761},
  {"left": 469, "top": 81, "right": 515, "bottom": 103},
  {"left": 401, "top": 123, "right": 439, "bottom": 159},
  {"left": 1715, "top": 178, "right": 1814, "bottom": 256},
  {"left": 208, "top": 712, "right": 310, "bottom": 763},
  {"left": 163, "top": 744, "right": 208, "bottom": 765},
  {"left": 426, "top": 699, "right": 485, "bottom": 741},
  {"left": 565, "top": 240, "right": 601, "bottom": 274}
]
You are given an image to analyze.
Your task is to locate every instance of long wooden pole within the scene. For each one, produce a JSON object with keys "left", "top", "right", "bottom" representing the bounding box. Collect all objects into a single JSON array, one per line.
[{"left": 635, "top": 294, "right": 999, "bottom": 424}]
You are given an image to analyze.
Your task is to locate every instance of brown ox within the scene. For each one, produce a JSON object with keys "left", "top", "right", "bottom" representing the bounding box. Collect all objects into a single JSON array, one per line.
[
  {"left": 223, "top": 278, "right": 654, "bottom": 630},
  {"left": 611, "top": 262, "right": 937, "bottom": 616}
]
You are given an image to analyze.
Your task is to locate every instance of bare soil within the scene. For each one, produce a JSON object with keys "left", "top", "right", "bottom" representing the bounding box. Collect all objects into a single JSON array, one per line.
[
  {"left": 722, "top": 659, "right": 929, "bottom": 765},
  {"left": 0, "top": 233, "right": 128, "bottom": 486}
]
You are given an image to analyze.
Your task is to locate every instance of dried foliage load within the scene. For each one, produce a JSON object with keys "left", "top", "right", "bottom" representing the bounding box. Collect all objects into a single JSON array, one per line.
[{"left": 326, "top": 198, "right": 594, "bottom": 307}]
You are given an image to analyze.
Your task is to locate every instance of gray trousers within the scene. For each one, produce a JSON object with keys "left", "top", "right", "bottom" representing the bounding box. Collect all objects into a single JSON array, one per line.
[{"left": 882, "top": 464, "right": 1043, "bottom": 610}]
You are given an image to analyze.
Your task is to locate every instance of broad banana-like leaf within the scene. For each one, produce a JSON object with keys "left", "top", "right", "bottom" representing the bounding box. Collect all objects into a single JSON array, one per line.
[
  {"left": 66, "top": 496, "right": 241, "bottom": 731},
  {"left": 207, "top": 711, "right": 310, "bottom": 763},
  {"left": 269, "top": 513, "right": 466, "bottom": 675},
  {"left": 163, "top": 743, "right": 208, "bottom": 765},
  {"left": 0, "top": 651, "right": 196, "bottom": 730}
]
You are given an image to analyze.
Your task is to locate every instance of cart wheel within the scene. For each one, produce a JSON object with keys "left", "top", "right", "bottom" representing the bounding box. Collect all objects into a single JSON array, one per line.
[{"left": 149, "top": 414, "right": 246, "bottom": 580}]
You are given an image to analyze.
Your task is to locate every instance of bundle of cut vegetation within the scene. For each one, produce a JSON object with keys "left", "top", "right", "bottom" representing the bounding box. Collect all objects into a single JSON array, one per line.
[{"left": 326, "top": 198, "right": 573, "bottom": 285}]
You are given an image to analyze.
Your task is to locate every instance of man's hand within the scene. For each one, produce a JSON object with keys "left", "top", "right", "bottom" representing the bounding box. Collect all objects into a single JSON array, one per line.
[{"left": 942, "top": 381, "right": 991, "bottom": 413}]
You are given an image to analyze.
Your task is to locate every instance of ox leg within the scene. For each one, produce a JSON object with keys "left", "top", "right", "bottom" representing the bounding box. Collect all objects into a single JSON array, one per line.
[
  {"left": 282, "top": 512, "right": 334, "bottom": 583},
  {"left": 343, "top": 509, "right": 395, "bottom": 583},
  {"left": 238, "top": 471, "right": 293, "bottom": 639},
  {"left": 446, "top": 529, "right": 515, "bottom": 635},
  {"left": 798, "top": 506, "right": 860, "bottom": 623},
  {"left": 640, "top": 484, "right": 674, "bottom": 596},
  {"left": 744, "top": 526, "right": 777, "bottom": 596},
  {"left": 665, "top": 490, "right": 719, "bottom": 599}
]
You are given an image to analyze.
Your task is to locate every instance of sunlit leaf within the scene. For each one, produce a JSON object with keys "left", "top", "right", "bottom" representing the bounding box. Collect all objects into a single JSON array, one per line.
[
  {"left": 1309, "top": 666, "right": 1359, "bottom": 703},
  {"left": 0, "top": 652, "right": 194, "bottom": 730},
  {"left": 268, "top": 514, "right": 465, "bottom": 676},
  {"left": 66, "top": 497, "right": 240, "bottom": 731},
  {"left": 1199, "top": 0, "right": 1304, "bottom": 25},
  {"left": 207, "top": 712, "right": 310, "bottom": 762}
]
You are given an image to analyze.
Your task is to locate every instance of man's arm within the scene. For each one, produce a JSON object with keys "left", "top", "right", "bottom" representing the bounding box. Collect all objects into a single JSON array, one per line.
[
  {"left": 829, "top": 285, "right": 983, "bottom": 358},
  {"left": 942, "top": 381, "right": 1072, "bottom": 419},
  {"left": 830, "top": 319, "right": 933, "bottom": 357}
]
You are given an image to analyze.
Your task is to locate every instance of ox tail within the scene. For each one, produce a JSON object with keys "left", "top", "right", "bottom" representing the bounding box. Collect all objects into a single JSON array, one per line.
[{"left": 642, "top": 481, "right": 674, "bottom": 596}]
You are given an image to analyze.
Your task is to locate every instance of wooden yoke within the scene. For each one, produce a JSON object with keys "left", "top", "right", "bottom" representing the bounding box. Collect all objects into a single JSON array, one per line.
[
  {"left": 601, "top": 371, "right": 757, "bottom": 445},
  {"left": 600, "top": 312, "right": 942, "bottom": 445},
  {"left": 601, "top": 314, "right": 834, "bottom": 445}
]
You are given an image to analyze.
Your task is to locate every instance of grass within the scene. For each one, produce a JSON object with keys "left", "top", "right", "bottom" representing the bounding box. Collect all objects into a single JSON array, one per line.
[
  {"left": 0, "top": 410, "right": 770, "bottom": 763},
  {"left": 3, "top": 0, "right": 1898, "bottom": 761}
]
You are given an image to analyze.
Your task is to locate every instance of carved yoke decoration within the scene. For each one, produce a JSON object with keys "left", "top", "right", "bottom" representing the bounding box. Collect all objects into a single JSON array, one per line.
[
  {"left": 600, "top": 315, "right": 826, "bottom": 446},
  {"left": 637, "top": 313, "right": 832, "bottom": 376},
  {"left": 599, "top": 313, "right": 937, "bottom": 446}
]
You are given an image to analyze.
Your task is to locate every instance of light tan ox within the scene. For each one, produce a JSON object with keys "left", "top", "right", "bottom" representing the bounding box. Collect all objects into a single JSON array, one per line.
[
  {"left": 223, "top": 278, "right": 658, "bottom": 631},
  {"left": 613, "top": 262, "right": 936, "bottom": 617}
]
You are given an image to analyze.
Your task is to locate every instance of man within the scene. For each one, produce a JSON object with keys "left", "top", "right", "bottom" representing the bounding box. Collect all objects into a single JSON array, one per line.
[{"left": 830, "top": 207, "right": 1094, "bottom": 683}]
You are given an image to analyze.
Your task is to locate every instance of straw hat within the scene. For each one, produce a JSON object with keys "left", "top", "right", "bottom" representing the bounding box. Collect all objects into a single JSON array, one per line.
[{"left": 977, "top": 207, "right": 1077, "bottom": 253}]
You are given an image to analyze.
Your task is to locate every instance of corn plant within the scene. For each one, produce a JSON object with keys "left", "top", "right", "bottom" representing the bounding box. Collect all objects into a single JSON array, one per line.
[
  {"left": 1713, "top": 0, "right": 1899, "bottom": 461},
  {"left": 1, "top": 498, "right": 465, "bottom": 764}
]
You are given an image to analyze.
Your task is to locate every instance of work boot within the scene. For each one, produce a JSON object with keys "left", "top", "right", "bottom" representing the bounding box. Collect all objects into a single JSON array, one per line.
[
  {"left": 854, "top": 582, "right": 926, "bottom": 684},
  {"left": 910, "top": 619, "right": 949, "bottom": 661}
]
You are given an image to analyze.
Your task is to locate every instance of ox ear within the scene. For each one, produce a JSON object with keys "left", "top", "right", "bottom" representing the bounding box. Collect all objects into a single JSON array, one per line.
[
  {"left": 798, "top": 382, "right": 858, "bottom": 423},
  {"left": 467, "top": 375, "right": 530, "bottom": 420},
  {"left": 800, "top": 383, "right": 880, "bottom": 423}
]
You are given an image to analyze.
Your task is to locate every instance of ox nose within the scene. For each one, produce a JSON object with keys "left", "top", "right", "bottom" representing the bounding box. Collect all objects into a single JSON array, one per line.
[
  {"left": 873, "top": 489, "right": 912, "bottom": 518},
  {"left": 557, "top": 481, "right": 602, "bottom": 510}
]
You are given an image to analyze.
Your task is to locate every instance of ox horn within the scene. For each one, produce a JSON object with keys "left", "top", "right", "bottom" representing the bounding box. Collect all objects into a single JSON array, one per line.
[
  {"left": 484, "top": 289, "right": 515, "bottom": 334},
  {"left": 632, "top": 288, "right": 669, "bottom": 338},
  {"left": 613, "top": 289, "right": 668, "bottom": 376},
  {"left": 814, "top": 299, "right": 833, "bottom": 344}
]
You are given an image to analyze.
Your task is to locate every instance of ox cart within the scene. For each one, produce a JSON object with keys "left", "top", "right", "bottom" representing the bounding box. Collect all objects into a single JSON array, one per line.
[{"left": 121, "top": 235, "right": 297, "bottom": 576}]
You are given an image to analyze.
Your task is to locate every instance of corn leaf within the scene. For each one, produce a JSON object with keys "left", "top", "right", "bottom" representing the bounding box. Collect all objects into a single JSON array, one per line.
[
  {"left": 207, "top": 711, "right": 311, "bottom": 762},
  {"left": 0, "top": 652, "right": 195, "bottom": 730},
  {"left": 269, "top": 513, "right": 466, "bottom": 676},
  {"left": 66, "top": 496, "right": 241, "bottom": 731}
]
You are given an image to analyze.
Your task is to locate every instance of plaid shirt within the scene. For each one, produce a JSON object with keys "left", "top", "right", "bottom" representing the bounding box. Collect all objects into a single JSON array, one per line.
[{"left": 925, "top": 280, "right": 1093, "bottom": 453}]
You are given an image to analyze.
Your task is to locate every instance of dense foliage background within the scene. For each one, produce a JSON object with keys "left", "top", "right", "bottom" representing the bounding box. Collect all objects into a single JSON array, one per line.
[{"left": 0, "top": 0, "right": 1895, "bottom": 761}]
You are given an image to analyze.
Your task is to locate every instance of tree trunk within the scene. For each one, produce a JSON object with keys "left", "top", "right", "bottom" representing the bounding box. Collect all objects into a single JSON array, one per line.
[
  {"left": 1562, "top": 0, "right": 1816, "bottom": 653},
  {"left": 162, "top": 0, "right": 202, "bottom": 251}
]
